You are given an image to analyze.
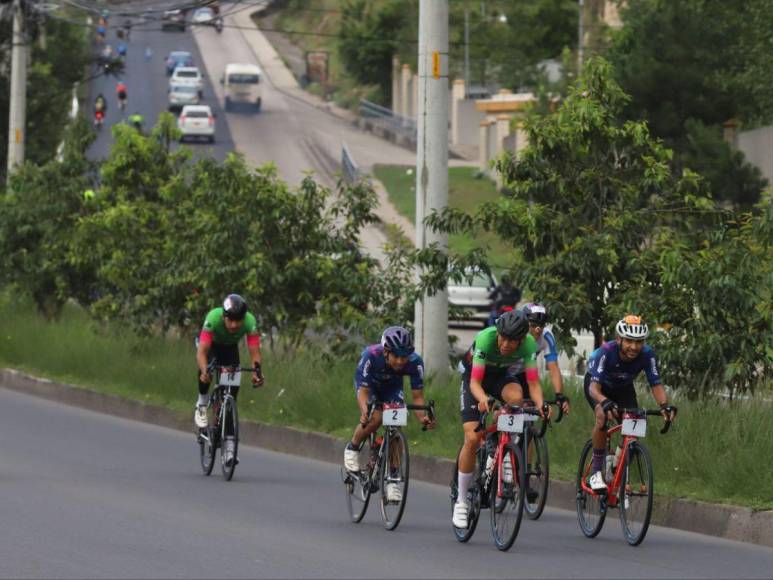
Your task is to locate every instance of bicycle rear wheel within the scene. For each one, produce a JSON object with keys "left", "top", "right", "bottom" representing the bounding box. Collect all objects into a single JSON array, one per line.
[
  {"left": 344, "top": 443, "right": 372, "bottom": 523},
  {"left": 524, "top": 428, "right": 549, "bottom": 520},
  {"left": 489, "top": 442, "right": 525, "bottom": 551},
  {"left": 199, "top": 426, "right": 215, "bottom": 476},
  {"left": 576, "top": 439, "right": 606, "bottom": 538},
  {"left": 220, "top": 397, "right": 239, "bottom": 481},
  {"left": 380, "top": 430, "right": 409, "bottom": 531},
  {"left": 619, "top": 441, "right": 654, "bottom": 546}
]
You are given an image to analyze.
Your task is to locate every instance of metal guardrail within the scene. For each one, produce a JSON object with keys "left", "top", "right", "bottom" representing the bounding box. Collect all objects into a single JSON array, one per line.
[
  {"left": 359, "top": 99, "right": 417, "bottom": 145},
  {"left": 341, "top": 142, "right": 359, "bottom": 183}
]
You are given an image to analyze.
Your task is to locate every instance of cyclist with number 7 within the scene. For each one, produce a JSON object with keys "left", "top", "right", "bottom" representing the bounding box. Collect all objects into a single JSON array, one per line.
[
  {"left": 343, "top": 326, "right": 435, "bottom": 503},
  {"left": 584, "top": 315, "right": 676, "bottom": 492},
  {"left": 195, "top": 294, "right": 264, "bottom": 466},
  {"left": 453, "top": 309, "right": 549, "bottom": 530}
]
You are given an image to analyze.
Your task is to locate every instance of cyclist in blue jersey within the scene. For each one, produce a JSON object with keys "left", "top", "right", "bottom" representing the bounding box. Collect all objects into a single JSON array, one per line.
[
  {"left": 343, "top": 326, "right": 435, "bottom": 502},
  {"left": 510, "top": 303, "right": 570, "bottom": 414},
  {"left": 584, "top": 315, "right": 676, "bottom": 491}
]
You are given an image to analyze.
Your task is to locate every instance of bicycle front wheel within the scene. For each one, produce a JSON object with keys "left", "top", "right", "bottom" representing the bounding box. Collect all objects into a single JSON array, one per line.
[
  {"left": 524, "top": 428, "right": 549, "bottom": 520},
  {"left": 344, "top": 444, "right": 372, "bottom": 523},
  {"left": 380, "top": 430, "right": 409, "bottom": 531},
  {"left": 489, "top": 442, "right": 526, "bottom": 551},
  {"left": 619, "top": 440, "right": 654, "bottom": 546},
  {"left": 199, "top": 427, "right": 216, "bottom": 476},
  {"left": 220, "top": 397, "right": 239, "bottom": 481},
  {"left": 576, "top": 439, "right": 606, "bottom": 538},
  {"left": 451, "top": 446, "right": 484, "bottom": 543}
]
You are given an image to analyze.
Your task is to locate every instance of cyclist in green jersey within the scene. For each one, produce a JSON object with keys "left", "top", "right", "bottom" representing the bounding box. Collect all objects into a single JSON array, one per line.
[
  {"left": 452, "top": 309, "right": 549, "bottom": 529},
  {"left": 195, "top": 294, "right": 263, "bottom": 434}
]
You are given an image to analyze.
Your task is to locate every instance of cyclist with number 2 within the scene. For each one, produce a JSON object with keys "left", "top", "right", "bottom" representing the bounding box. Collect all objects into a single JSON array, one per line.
[
  {"left": 453, "top": 309, "right": 548, "bottom": 529},
  {"left": 584, "top": 315, "right": 676, "bottom": 492},
  {"left": 195, "top": 294, "right": 264, "bottom": 457},
  {"left": 343, "top": 326, "right": 435, "bottom": 502}
]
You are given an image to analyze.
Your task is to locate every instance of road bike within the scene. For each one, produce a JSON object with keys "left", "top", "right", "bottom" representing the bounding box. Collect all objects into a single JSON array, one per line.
[
  {"left": 342, "top": 400, "right": 435, "bottom": 531},
  {"left": 576, "top": 406, "right": 676, "bottom": 546},
  {"left": 450, "top": 399, "right": 547, "bottom": 551},
  {"left": 197, "top": 362, "right": 261, "bottom": 481}
]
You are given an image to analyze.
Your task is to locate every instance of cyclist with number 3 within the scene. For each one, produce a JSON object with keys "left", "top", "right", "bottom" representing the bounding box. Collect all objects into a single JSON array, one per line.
[
  {"left": 343, "top": 326, "right": 435, "bottom": 502},
  {"left": 195, "top": 294, "right": 264, "bottom": 437},
  {"left": 453, "top": 309, "right": 548, "bottom": 529},
  {"left": 584, "top": 315, "right": 676, "bottom": 492}
]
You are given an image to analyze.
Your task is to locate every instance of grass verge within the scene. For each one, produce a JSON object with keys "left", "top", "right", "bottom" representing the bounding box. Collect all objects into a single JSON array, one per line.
[
  {"left": 2, "top": 293, "right": 771, "bottom": 509},
  {"left": 373, "top": 164, "right": 515, "bottom": 270}
]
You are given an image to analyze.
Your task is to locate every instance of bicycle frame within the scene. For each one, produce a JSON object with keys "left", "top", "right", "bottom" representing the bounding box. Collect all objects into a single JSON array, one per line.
[{"left": 579, "top": 408, "right": 673, "bottom": 505}]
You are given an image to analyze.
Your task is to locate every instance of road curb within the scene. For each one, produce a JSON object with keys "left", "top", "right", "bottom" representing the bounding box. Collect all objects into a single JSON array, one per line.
[{"left": 1, "top": 367, "right": 771, "bottom": 548}]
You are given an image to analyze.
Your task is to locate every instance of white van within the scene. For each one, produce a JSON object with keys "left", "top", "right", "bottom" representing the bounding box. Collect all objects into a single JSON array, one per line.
[{"left": 221, "top": 63, "right": 262, "bottom": 112}]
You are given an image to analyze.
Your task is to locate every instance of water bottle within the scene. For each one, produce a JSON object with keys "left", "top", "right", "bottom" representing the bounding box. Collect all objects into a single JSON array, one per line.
[
  {"left": 605, "top": 455, "right": 614, "bottom": 482},
  {"left": 484, "top": 454, "right": 495, "bottom": 479}
]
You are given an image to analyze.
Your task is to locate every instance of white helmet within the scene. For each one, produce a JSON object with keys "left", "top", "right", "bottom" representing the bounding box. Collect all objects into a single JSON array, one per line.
[{"left": 616, "top": 314, "right": 649, "bottom": 340}]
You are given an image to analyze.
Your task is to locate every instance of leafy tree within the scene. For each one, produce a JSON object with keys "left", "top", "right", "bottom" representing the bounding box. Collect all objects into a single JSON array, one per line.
[
  {"left": 0, "top": 115, "right": 97, "bottom": 318},
  {"left": 624, "top": 195, "right": 773, "bottom": 398},
  {"left": 419, "top": 58, "right": 708, "bottom": 352},
  {"left": 337, "top": 0, "right": 413, "bottom": 104},
  {"left": 0, "top": 15, "right": 91, "bottom": 180},
  {"left": 608, "top": 0, "right": 771, "bottom": 207}
]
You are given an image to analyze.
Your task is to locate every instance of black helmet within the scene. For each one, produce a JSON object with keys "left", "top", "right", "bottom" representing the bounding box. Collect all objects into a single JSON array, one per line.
[
  {"left": 496, "top": 309, "right": 529, "bottom": 340},
  {"left": 223, "top": 293, "right": 247, "bottom": 320},
  {"left": 381, "top": 326, "right": 414, "bottom": 357},
  {"left": 522, "top": 302, "right": 548, "bottom": 326}
]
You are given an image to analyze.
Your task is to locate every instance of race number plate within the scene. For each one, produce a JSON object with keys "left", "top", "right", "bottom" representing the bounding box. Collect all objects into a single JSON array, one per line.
[
  {"left": 622, "top": 415, "right": 647, "bottom": 437},
  {"left": 497, "top": 412, "right": 524, "bottom": 433},
  {"left": 382, "top": 403, "right": 408, "bottom": 426},
  {"left": 218, "top": 370, "right": 241, "bottom": 387}
]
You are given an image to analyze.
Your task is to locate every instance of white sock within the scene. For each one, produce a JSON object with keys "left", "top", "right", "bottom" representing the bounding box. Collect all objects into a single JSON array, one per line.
[
  {"left": 197, "top": 394, "right": 208, "bottom": 406},
  {"left": 457, "top": 471, "right": 473, "bottom": 503}
]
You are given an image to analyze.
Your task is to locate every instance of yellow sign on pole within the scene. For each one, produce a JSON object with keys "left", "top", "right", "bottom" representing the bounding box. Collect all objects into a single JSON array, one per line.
[
  {"left": 15, "top": 128, "right": 22, "bottom": 144},
  {"left": 432, "top": 51, "right": 440, "bottom": 79}
]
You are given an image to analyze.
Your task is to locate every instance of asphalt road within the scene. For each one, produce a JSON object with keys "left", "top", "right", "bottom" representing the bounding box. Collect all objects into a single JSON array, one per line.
[{"left": 1, "top": 387, "right": 772, "bottom": 579}]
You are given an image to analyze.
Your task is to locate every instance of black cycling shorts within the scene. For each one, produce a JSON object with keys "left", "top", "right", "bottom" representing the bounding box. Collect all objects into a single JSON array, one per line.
[
  {"left": 197, "top": 342, "right": 240, "bottom": 394},
  {"left": 460, "top": 367, "right": 522, "bottom": 424},
  {"left": 583, "top": 373, "right": 638, "bottom": 411}
]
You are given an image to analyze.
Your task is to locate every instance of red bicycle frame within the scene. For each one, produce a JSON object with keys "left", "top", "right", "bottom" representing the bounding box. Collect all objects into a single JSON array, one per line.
[{"left": 478, "top": 408, "right": 521, "bottom": 500}]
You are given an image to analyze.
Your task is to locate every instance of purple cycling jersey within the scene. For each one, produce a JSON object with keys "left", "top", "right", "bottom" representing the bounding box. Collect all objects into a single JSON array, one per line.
[
  {"left": 353, "top": 344, "right": 424, "bottom": 402},
  {"left": 587, "top": 341, "right": 662, "bottom": 389}
]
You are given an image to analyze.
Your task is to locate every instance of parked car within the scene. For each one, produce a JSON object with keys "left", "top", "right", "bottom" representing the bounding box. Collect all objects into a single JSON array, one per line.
[
  {"left": 168, "top": 83, "right": 200, "bottom": 110},
  {"left": 178, "top": 105, "right": 215, "bottom": 143},
  {"left": 447, "top": 268, "right": 496, "bottom": 326},
  {"left": 161, "top": 9, "right": 186, "bottom": 31},
  {"left": 165, "top": 51, "right": 193, "bottom": 76},
  {"left": 220, "top": 63, "right": 262, "bottom": 112},
  {"left": 192, "top": 7, "right": 215, "bottom": 25},
  {"left": 170, "top": 66, "right": 204, "bottom": 97}
]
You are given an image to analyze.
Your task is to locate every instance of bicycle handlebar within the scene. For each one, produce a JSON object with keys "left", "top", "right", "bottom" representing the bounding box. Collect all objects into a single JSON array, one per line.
[
  {"left": 361, "top": 400, "right": 436, "bottom": 431},
  {"left": 475, "top": 397, "right": 548, "bottom": 434},
  {"left": 617, "top": 406, "right": 678, "bottom": 435},
  {"left": 206, "top": 362, "right": 263, "bottom": 387}
]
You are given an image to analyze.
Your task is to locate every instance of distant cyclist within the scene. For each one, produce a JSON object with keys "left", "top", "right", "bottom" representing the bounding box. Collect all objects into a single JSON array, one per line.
[
  {"left": 128, "top": 112, "right": 144, "bottom": 131},
  {"left": 117, "top": 43, "right": 127, "bottom": 59},
  {"left": 196, "top": 293, "right": 264, "bottom": 423},
  {"left": 115, "top": 81, "right": 127, "bottom": 109},
  {"left": 486, "top": 273, "right": 522, "bottom": 327},
  {"left": 343, "top": 326, "right": 435, "bottom": 502},
  {"left": 584, "top": 315, "right": 676, "bottom": 492}
]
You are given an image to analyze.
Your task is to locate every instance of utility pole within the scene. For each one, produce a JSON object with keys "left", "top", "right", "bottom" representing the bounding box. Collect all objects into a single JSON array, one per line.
[
  {"left": 577, "top": 0, "right": 584, "bottom": 72},
  {"left": 7, "top": 0, "right": 28, "bottom": 176},
  {"left": 414, "top": 0, "right": 449, "bottom": 375}
]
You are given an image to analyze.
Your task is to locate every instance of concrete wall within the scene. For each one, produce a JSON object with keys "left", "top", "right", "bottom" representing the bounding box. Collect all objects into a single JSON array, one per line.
[
  {"left": 454, "top": 100, "right": 485, "bottom": 147},
  {"left": 738, "top": 125, "right": 773, "bottom": 184}
]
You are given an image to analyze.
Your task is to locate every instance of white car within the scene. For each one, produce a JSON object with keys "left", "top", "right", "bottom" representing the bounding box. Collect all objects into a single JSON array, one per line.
[
  {"left": 170, "top": 66, "right": 204, "bottom": 97},
  {"left": 448, "top": 268, "right": 496, "bottom": 325},
  {"left": 192, "top": 7, "right": 215, "bottom": 25},
  {"left": 178, "top": 105, "right": 215, "bottom": 143},
  {"left": 168, "top": 83, "right": 199, "bottom": 110}
]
